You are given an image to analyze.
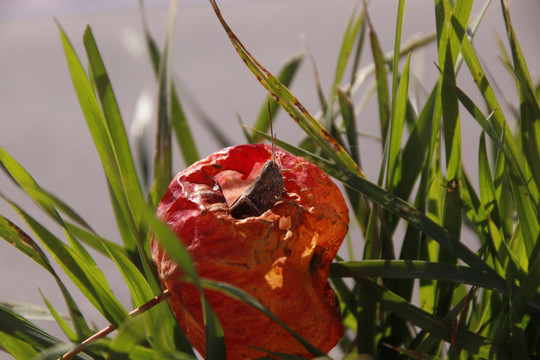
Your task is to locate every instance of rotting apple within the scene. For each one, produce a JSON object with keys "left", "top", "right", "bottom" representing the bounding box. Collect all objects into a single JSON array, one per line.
[{"left": 151, "top": 143, "right": 349, "bottom": 359}]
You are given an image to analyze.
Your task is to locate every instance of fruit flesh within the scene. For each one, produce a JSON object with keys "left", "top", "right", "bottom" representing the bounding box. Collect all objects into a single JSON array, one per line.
[{"left": 151, "top": 143, "right": 349, "bottom": 359}]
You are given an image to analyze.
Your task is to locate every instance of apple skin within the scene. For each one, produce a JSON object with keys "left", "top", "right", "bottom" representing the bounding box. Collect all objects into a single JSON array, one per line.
[{"left": 151, "top": 144, "right": 349, "bottom": 359}]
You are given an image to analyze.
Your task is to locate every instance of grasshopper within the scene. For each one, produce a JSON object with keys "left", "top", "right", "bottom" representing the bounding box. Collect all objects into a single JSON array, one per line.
[{"left": 230, "top": 107, "right": 284, "bottom": 219}]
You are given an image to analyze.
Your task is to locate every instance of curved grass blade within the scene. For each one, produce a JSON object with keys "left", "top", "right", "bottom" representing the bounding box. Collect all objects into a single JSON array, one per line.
[
  {"left": 0, "top": 305, "right": 91, "bottom": 360},
  {"left": 109, "top": 316, "right": 146, "bottom": 359},
  {"left": 360, "top": 280, "right": 495, "bottom": 357},
  {"left": 136, "top": 201, "right": 225, "bottom": 359},
  {"left": 7, "top": 200, "right": 128, "bottom": 328},
  {"left": 39, "top": 294, "right": 75, "bottom": 342},
  {"left": 0, "top": 213, "right": 51, "bottom": 271},
  {"left": 461, "top": 32, "right": 535, "bottom": 198},
  {"left": 199, "top": 279, "right": 327, "bottom": 359},
  {"left": 329, "top": 260, "right": 508, "bottom": 295},
  {"left": 82, "top": 25, "right": 146, "bottom": 229},
  {"left": 392, "top": 86, "right": 436, "bottom": 200},
  {"left": 65, "top": 221, "right": 125, "bottom": 258},
  {"left": 208, "top": 0, "right": 363, "bottom": 177},
  {"left": 0, "top": 203, "right": 92, "bottom": 340},
  {"left": 337, "top": 90, "right": 360, "bottom": 166},
  {"left": 500, "top": 1, "right": 540, "bottom": 191},
  {"left": 252, "top": 52, "right": 304, "bottom": 142},
  {"left": 254, "top": 131, "right": 498, "bottom": 277},
  {"left": 103, "top": 242, "right": 192, "bottom": 354},
  {"left": 57, "top": 22, "right": 148, "bottom": 269}
]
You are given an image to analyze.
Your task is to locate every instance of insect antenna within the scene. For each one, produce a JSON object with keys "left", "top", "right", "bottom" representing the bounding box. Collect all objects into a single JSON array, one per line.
[{"left": 268, "top": 102, "right": 277, "bottom": 163}]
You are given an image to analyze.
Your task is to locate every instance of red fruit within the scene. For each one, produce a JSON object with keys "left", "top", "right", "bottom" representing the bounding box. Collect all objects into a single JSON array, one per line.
[{"left": 151, "top": 143, "right": 349, "bottom": 359}]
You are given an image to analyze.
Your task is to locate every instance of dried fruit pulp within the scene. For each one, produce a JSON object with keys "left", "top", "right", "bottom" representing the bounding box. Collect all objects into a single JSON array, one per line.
[{"left": 151, "top": 144, "right": 349, "bottom": 359}]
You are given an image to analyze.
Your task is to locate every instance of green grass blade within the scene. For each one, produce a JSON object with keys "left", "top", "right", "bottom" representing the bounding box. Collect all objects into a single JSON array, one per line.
[
  {"left": 0, "top": 213, "right": 51, "bottom": 271},
  {"left": 330, "top": 260, "right": 508, "bottom": 294},
  {"left": 0, "top": 146, "right": 64, "bottom": 226},
  {"left": 140, "top": 1, "right": 199, "bottom": 166},
  {"left": 386, "top": 51, "right": 411, "bottom": 189},
  {"left": 149, "top": 0, "right": 177, "bottom": 208},
  {"left": 65, "top": 221, "right": 125, "bottom": 258},
  {"left": 82, "top": 25, "right": 147, "bottom": 232},
  {"left": 57, "top": 21, "right": 147, "bottom": 264},
  {"left": 103, "top": 242, "right": 191, "bottom": 353},
  {"left": 260, "top": 133, "right": 497, "bottom": 277},
  {"left": 461, "top": 33, "right": 535, "bottom": 198},
  {"left": 336, "top": 90, "right": 369, "bottom": 234},
  {"left": 367, "top": 13, "right": 390, "bottom": 147},
  {"left": 136, "top": 199, "right": 224, "bottom": 358},
  {"left": 337, "top": 90, "right": 360, "bottom": 166},
  {"left": 478, "top": 132, "right": 502, "bottom": 232},
  {"left": 393, "top": 86, "right": 437, "bottom": 200},
  {"left": 390, "top": 0, "right": 406, "bottom": 114},
  {"left": 109, "top": 316, "right": 146, "bottom": 358},
  {"left": 500, "top": 1, "right": 540, "bottom": 194},
  {"left": 0, "top": 333, "right": 38, "bottom": 360},
  {"left": 8, "top": 202, "right": 128, "bottom": 327},
  {"left": 0, "top": 305, "right": 78, "bottom": 358},
  {"left": 39, "top": 293, "right": 76, "bottom": 342},
  {"left": 323, "top": 4, "right": 365, "bottom": 129},
  {"left": 199, "top": 279, "right": 327, "bottom": 359},
  {"left": 0, "top": 202, "right": 93, "bottom": 339},
  {"left": 209, "top": 0, "right": 362, "bottom": 177},
  {"left": 252, "top": 52, "right": 304, "bottom": 141},
  {"left": 360, "top": 280, "right": 495, "bottom": 357}
]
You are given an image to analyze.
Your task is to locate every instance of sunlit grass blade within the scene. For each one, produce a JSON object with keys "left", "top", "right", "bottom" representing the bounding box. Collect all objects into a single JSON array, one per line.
[
  {"left": 40, "top": 293, "right": 75, "bottom": 342},
  {"left": 461, "top": 33, "right": 536, "bottom": 200},
  {"left": 386, "top": 51, "right": 411, "bottom": 189},
  {"left": 392, "top": 87, "right": 436, "bottom": 201},
  {"left": 0, "top": 203, "right": 93, "bottom": 340},
  {"left": 360, "top": 280, "right": 495, "bottom": 357},
  {"left": 140, "top": 0, "right": 199, "bottom": 166},
  {"left": 367, "top": 12, "right": 390, "bottom": 147},
  {"left": 0, "top": 147, "right": 99, "bottom": 269},
  {"left": 0, "top": 146, "right": 65, "bottom": 227},
  {"left": 57, "top": 21, "right": 151, "bottom": 272},
  {"left": 0, "top": 305, "right": 76, "bottom": 359},
  {"left": 65, "top": 221, "right": 125, "bottom": 258},
  {"left": 7, "top": 201, "right": 128, "bottom": 328},
  {"left": 0, "top": 213, "right": 51, "bottom": 271},
  {"left": 330, "top": 260, "right": 508, "bottom": 294},
  {"left": 260, "top": 133, "right": 497, "bottom": 276},
  {"left": 434, "top": 3, "right": 464, "bottom": 322},
  {"left": 82, "top": 25, "right": 146, "bottom": 230},
  {"left": 389, "top": 0, "right": 406, "bottom": 114},
  {"left": 199, "top": 279, "right": 327, "bottom": 359},
  {"left": 135, "top": 200, "right": 224, "bottom": 359},
  {"left": 208, "top": 0, "right": 362, "bottom": 177},
  {"left": 109, "top": 316, "right": 146, "bottom": 358},
  {"left": 336, "top": 90, "right": 369, "bottom": 233},
  {"left": 103, "top": 242, "right": 192, "bottom": 353},
  {"left": 500, "top": 1, "right": 540, "bottom": 195},
  {"left": 252, "top": 52, "right": 304, "bottom": 141}
]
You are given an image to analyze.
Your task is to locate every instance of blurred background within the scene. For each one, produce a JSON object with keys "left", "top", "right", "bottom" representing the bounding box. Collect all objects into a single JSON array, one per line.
[{"left": 0, "top": 0, "right": 539, "bottom": 357}]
